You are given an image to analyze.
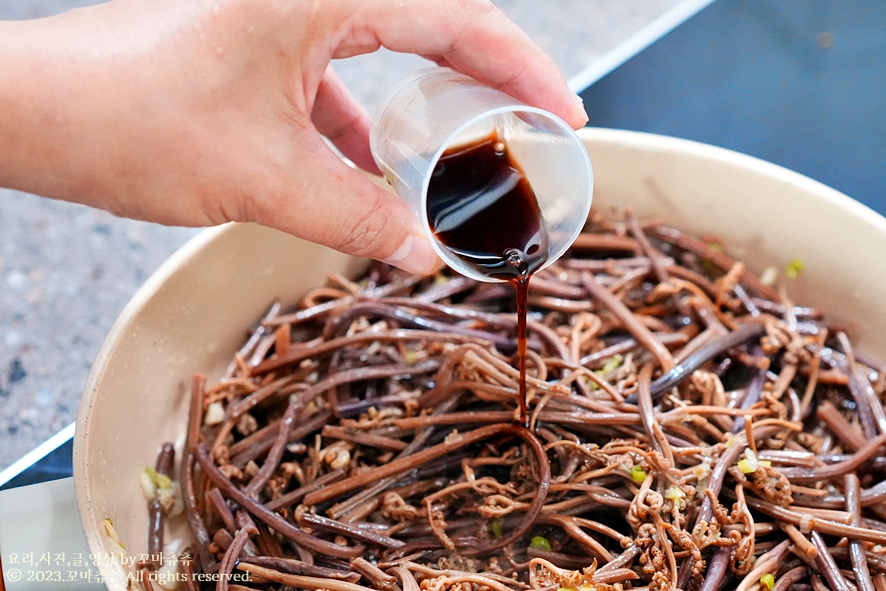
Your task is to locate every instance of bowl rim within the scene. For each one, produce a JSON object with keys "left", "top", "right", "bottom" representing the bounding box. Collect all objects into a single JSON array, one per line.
[
  {"left": 583, "top": 127, "right": 886, "bottom": 232},
  {"left": 73, "top": 223, "right": 232, "bottom": 558}
]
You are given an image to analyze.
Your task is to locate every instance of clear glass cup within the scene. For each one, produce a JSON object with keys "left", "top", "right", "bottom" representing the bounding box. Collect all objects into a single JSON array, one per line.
[{"left": 370, "top": 67, "right": 594, "bottom": 282}]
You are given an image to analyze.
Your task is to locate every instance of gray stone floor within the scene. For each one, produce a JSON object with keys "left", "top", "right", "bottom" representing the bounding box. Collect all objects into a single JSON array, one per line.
[{"left": 0, "top": 0, "right": 683, "bottom": 470}]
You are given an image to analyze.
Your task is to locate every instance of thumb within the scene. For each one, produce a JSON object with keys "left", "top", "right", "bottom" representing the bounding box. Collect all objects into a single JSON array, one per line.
[{"left": 252, "top": 135, "right": 441, "bottom": 276}]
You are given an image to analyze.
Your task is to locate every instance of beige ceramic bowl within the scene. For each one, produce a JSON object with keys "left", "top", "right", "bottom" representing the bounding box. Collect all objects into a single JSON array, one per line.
[{"left": 66, "top": 128, "right": 886, "bottom": 588}]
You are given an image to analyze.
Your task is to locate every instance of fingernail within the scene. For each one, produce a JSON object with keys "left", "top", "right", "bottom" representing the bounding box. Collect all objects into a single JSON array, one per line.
[
  {"left": 384, "top": 234, "right": 441, "bottom": 276},
  {"left": 573, "top": 93, "right": 589, "bottom": 124}
]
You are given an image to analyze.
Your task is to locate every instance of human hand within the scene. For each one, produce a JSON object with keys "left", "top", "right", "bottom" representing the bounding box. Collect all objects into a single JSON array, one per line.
[{"left": 0, "top": 0, "right": 587, "bottom": 275}]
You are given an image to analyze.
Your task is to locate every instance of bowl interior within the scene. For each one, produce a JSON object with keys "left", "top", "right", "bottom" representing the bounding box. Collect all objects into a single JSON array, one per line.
[{"left": 74, "top": 128, "right": 886, "bottom": 588}]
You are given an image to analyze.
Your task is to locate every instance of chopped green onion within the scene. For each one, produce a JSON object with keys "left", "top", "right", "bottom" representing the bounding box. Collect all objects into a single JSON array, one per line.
[
  {"left": 664, "top": 485, "right": 685, "bottom": 500},
  {"left": 103, "top": 518, "right": 125, "bottom": 549},
  {"left": 599, "top": 354, "right": 623, "bottom": 375},
  {"left": 581, "top": 375, "right": 599, "bottom": 391},
  {"left": 785, "top": 258, "right": 805, "bottom": 279},
  {"left": 738, "top": 448, "right": 760, "bottom": 474},
  {"left": 737, "top": 458, "right": 754, "bottom": 474},
  {"left": 664, "top": 484, "right": 686, "bottom": 508},
  {"left": 490, "top": 519, "right": 503, "bottom": 539},
  {"left": 737, "top": 458, "right": 770, "bottom": 472},
  {"left": 630, "top": 464, "right": 648, "bottom": 484},
  {"left": 530, "top": 536, "right": 552, "bottom": 551},
  {"left": 760, "top": 573, "right": 775, "bottom": 590},
  {"left": 693, "top": 462, "right": 711, "bottom": 480},
  {"left": 144, "top": 466, "right": 172, "bottom": 489}
]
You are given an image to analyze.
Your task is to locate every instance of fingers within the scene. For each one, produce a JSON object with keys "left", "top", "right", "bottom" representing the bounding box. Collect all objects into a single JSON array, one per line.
[
  {"left": 334, "top": 0, "right": 587, "bottom": 129},
  {"left": 251, "top": 133, "right": 439, "bottom": 276},
  {"left": 311, "top": 66, "right": 380, "bottom": 173}
]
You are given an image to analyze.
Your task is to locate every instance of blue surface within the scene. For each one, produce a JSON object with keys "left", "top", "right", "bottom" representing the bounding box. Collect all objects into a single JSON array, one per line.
[
  {"left": 0, "top": 436, "right": 73, "bottom": 491},
  {"left": 580, "top": 0, "right": 886, "bottom": 215}
]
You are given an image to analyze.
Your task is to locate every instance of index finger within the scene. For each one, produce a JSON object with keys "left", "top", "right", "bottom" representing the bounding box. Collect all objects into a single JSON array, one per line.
[{"left": 331, "top": 0, "right": 587, "bottom": 129}]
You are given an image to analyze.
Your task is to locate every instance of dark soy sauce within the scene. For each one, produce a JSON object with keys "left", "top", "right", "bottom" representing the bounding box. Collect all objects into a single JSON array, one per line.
[{"left": 427, "top": 132, "right": 550, "bottom": 426}]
